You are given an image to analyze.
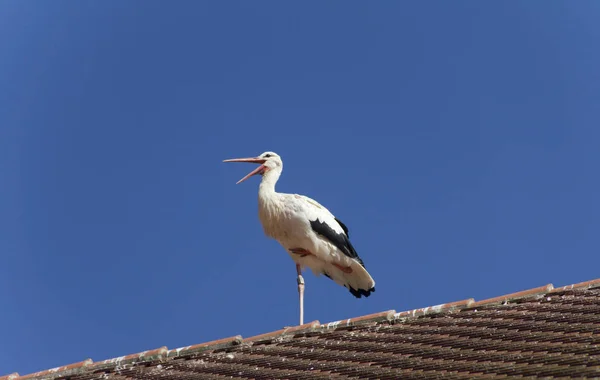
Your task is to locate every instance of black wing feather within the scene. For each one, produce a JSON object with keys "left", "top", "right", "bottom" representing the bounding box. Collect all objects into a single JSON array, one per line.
[
  {"left": 334, "top": 217, "right": 349, "bottom": 237},
  {"left": 310, "top": 219, "right": 365, "bottom": 267}
]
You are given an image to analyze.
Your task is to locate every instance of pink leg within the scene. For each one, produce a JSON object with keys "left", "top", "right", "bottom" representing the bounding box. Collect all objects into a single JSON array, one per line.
[{"left": 296, "top": 263, "right": 304, "bottom": 325}]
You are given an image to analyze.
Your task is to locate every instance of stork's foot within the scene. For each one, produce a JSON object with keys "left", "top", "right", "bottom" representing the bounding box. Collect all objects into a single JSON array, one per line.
[{"left": 296, "top": 263, "right": 304, "bottom": 326}]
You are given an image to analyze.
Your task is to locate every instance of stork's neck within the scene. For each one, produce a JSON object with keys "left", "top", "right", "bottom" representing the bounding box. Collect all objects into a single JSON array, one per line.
[
  {"left": 258, "top": 166, "right": 281, "bottom": 197},
  {"left": 257, "top": 166, "right": 283, "bottom": 237}
]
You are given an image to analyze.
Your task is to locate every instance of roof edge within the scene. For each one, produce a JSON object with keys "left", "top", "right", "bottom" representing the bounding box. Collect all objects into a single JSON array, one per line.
[
  {"left": 245, "top": 320, "right": 321, "bottom": 343},
  {"left": 0, "top": 373, "right": 20, "bottom": 380},
  {"left": 322, "top": 310, "right": 396, "bottom": 330},
  {"left": 89, "top": 347, "right": 168, "bottom": 373},
  {"left": 15, "top": 359, "right": 92, "bottom": 380},
  {"left": 168, "top": 335, "right": 242, "bottom": 358},
  {"left": 469, "top": 284, "right": 554, "bottom": 308},
  {"left": 5, "top": 277, "right": 600, "bottom": 380},
  {"left": 394, "top": 298, "right": 474, "bottom": 320},
  {"left": 548, "top": 278, "right": 600, "bottom": 293}
]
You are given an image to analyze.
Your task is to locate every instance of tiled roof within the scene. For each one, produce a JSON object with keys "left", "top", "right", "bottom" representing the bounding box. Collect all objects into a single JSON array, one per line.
[{"left": 4, "top": 278, "right": 600, "bottom": 380}]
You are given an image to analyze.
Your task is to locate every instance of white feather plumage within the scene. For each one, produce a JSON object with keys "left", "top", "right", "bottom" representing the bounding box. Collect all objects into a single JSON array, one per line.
[{"left": 233, "top": 151, "right": 376, "bottom": 297}]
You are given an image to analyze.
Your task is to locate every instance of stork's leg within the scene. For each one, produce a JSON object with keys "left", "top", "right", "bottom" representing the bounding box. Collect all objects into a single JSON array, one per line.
[
  {"left": 296, "top": 263, "right": 304, "bottom": 326},
  {"left": 290, "top": 248, "right": 311, "bottom": 326}
]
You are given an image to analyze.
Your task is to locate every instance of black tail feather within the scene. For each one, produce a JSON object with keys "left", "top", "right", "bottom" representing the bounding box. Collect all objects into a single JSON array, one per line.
[{"left": 348, "top": 285, "right": 375, "bottom": 298}]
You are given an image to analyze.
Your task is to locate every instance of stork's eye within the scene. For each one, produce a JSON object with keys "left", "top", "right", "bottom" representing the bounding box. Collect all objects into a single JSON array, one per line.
[{"left": 264, "top": 154, "right": 272, "bottom": 158}]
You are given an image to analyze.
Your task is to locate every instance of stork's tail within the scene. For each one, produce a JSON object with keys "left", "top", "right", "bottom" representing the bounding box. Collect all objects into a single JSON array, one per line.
[{"left": 322, "top": 258, "right": 376, "bottom": 298}]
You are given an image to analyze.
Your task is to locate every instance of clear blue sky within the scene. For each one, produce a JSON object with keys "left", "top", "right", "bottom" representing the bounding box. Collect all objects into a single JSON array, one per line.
[{"left": 2, "top": 1, "right": 599, "bottom": 375}]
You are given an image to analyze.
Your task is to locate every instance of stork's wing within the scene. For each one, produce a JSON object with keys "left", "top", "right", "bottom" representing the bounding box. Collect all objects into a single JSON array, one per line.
[
  {"left": 334, "top": 217, "right": 350, "bottom": 237},
  {"left": 293, "top": 194, "right": 364, "bottom": 266},
  {"left": 291, "top": 194, "right": 374, "bottom": 298}
]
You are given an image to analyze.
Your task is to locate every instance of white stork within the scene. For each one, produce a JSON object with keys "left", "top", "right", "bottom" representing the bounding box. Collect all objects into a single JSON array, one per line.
[{"left": 223, "top": 151, "right": 375, "bottom": 325}]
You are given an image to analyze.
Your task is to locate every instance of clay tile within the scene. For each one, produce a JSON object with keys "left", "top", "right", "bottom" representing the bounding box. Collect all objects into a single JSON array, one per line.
[
  {"left": 19, "top": 359, "right": 92, "bottom": 380},
  {"left": 322, "top": 310, "right": 396, "bottom": 330},
  {"left": 244, "top": 328, "right": 287, "bottom": 343},
  {"left": 90, "top": 347, "right": 167, "bottom": 372},
  {"left": 117, "top": 347, "right": 167, "bottom": 364},
  {"left": 0, "top": 373, "right": 19, "bottom": 380},
  {"left": 282, "top": 320, "right": 320, "bottom": 334},
  {"left": 168, "top": 336, "right": 243, "bottom": 358},
  {"left": 244, "top": 320, "right": 321, "bottom": 344},
  {"left": 347, "top": 310, "right": 396, "bottom": 325},
  {"left": 549, "top": 278, "right": 600, "bottom": 294},
  {"left": 470, "top": 283, "right": 554, "bottom": 308},
  {"left": 395, "top": 298, "right": 474, "bottom": 319}
]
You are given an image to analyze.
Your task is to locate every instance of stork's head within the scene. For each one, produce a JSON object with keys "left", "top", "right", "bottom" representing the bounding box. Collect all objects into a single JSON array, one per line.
[{"left": 223, "top": 151, "right": 283, "bottom": 184}]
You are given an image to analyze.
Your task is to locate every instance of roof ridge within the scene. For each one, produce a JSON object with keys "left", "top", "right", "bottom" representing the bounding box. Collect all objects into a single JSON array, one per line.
[{"left": 4, "top": 277, "right": 600, "bottom": 380}]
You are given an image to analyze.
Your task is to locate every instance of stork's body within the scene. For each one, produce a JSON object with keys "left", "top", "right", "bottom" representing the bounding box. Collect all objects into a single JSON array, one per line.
[
  {"left": 224, "top": 151, "right": 375, "bottom": 324},
  {"left": 258, "top": 181, "right": 375, "bottom": 298}
]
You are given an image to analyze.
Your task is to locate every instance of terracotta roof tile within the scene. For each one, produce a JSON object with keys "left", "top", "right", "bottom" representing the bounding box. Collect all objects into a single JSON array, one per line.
[
  {"left": 15, "top": 360, "right": 92, "bottom": 380},
  {"left": 244, "top": 320, "right": 321, "bottom": 344},
  {"left": 167, "top": 335, "right": 243, "bottom": 358},
  {"left": 5, "top": 278, "right": 600, "bottom": 379},
  {"left": 394, "top": 298, "right": 474, "bottom": 319},
  {"left": 549, "top": 277, "right": 600, "bottom": 293},
  {"left": 469, "top": 283, "right": 554, "bottom": 308},
  {"left": 88, "top": 346, "right": 167, "bottom": 373}
]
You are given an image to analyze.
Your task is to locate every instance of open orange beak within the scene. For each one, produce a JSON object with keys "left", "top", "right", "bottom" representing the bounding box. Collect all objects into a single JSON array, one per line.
[{"left": 223, "top": 157, "right": 267, "bottom": 184}]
